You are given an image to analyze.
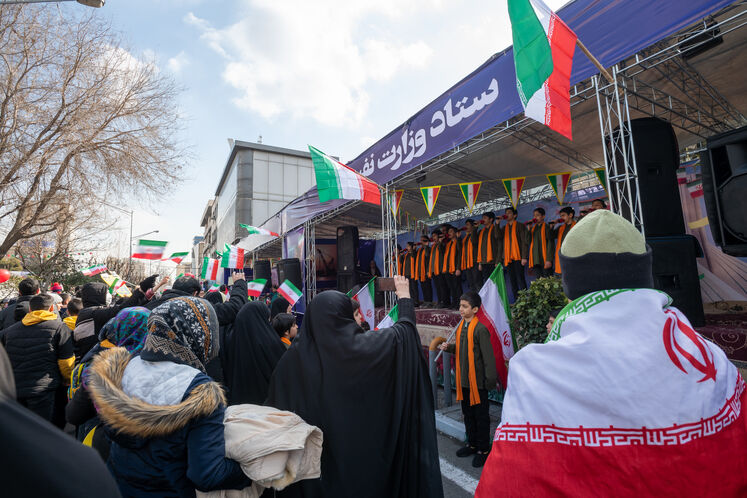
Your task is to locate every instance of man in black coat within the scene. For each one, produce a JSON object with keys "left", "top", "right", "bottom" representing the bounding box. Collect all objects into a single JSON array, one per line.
[
  {"left": 73, "top": 275, "right": 156, "bottom": 360},
  {"left": 203, "top": 273, "right": 248, "bottom": 383},
  {"left": 1, "top": 293, "right": 75, "bottom": 422},
  {"left": 0, "top": 278, "right": 40, "bottom": 330}
]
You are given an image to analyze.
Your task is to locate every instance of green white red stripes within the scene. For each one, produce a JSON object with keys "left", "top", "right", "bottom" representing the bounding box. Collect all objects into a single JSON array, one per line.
[
  {"left": 277, "top": 279, "right": 302, "bottom": 306},
  {"left": 377, "top": 304, "right": 399, "bottom": 329},
  {"left": 502, "top": 177, "right": 525, "bottom": 209},
  {"left": 594, "top": 167, "right": 608, "bottom": 195},
  {"left": 309, "top": 145, "right": 381, "bottom": 205},
  {"left": 81, "top": 264, "right": 107, "bottom": 276},
  {"left": 221, "top": 244, "right": 245, "bottom": 269},
  {"left": 509, "top": 0, "right": 577, "bottom": 140},
  {"left": 239, "top": 224, "right": 279, "bottom": 237},
  {"left": 546, "top": 172, "right": 571, "bottom": 204},
  {"left": 475, "top": 265, "right": 513, "bottom": 387},
  {"left": 389, "top": 190, "right": 404, "bottom": 217},
  {"left": 420, "top": 186, "right": 441, "bottom": 216},
  {"left": 201, "top": 257, "right": 219, "bottom": 281},
  {"left": 688, "top": 179, "right": 704, "bottom": 198},
  {"left": 247, "top": 278, "right": 267, "bottom": 298},
  {"left": 162, "top": 252, "right": 189, "bottom": 264},
  {"left": 353, "top": 277, "right": 376, "bottom": 330},
  {"left": 459, "top": 182, "right": 482, "bottom": 214},
  {"left": 132, "top": 239, "right": 168, "bottom": 260}
]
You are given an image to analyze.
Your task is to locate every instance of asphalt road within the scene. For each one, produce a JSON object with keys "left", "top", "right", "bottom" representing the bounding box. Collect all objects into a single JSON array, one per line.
[{"left": 437, "top": 431, "right": 485, "bottom": 497}]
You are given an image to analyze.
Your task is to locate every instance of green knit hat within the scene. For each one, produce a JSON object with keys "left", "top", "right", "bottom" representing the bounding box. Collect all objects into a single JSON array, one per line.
[{"left": 559, "top": 210, "right": 653, "bottom": 299}]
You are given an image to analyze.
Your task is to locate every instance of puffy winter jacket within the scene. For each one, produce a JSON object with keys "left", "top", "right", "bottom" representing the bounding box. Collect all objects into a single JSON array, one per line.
[
  {"left": 0, "top": 317, "right": 74, "bottom": 398},
  {"left": 0, "top": 295, "right": 33, "bottom": 330},
  {"left": 87, "top": 348, "right": 252, "bottom": 497}
]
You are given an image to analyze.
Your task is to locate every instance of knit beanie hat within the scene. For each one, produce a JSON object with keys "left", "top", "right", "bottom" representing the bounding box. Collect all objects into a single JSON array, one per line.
[{"left": 559, "top": 210, "right": 653, "bottom": 300}]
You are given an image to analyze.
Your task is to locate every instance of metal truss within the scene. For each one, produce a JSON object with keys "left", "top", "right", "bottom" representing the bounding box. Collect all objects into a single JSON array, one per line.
[
  {"left": 303, "top": 220, "right": 316, "bottom": 304},
  {"left": 381, "top": 185, "right": 399, "bottom": 312}
]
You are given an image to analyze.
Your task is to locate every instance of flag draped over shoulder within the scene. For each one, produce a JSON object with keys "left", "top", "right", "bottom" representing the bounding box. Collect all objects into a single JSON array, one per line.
[
  {"left": 309, "top": 145, "right": 381, "bottom": 205},
  {"left": 508, "top": 0, "right": 577, "bottom": 139},
  {"left": 476, "top": 289, "right": 747, "bottom": 496}
]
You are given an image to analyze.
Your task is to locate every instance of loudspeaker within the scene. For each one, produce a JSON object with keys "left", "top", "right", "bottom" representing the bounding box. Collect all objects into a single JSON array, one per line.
[
  {"left": 647, "top": 235, "right": 705, "bottom": 327},
  {"left": 278, "top": 258, "right": 303, "bottom": 291},
  {"left": 336, "top": 226, "right": 359, "bottom": 273},
  {"left": 701, "top": 125, "right": 747, "bottom": 256},
  {"left": 336, "top": 272, "right": 357, "bottom": 295},
  {"left": 254, "top": 260, "right": 271, "bottom": 281},
  {"left": 610, "top": 117, "right": 685, "bottom": 236}
]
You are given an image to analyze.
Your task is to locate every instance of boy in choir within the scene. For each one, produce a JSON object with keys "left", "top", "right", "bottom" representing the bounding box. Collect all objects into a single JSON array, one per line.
[
  {"left": 428, "top": 230, "right": 447, "bottom": 308},
  {"left": 417, "top": 235, "right": 434, "bottom": 307},
  {"left": 476, "top": 212, "right": 501, "bottom": 286},
  {"left": 403, "top": 242, "right": 420, "bottom": 307},
  {"left": 501, "top": 207, "right": 529, "bottom": 300},
  {"left": 442, "top": 226, "right": 462, "bottom": 310},
  {"left": 529, "top": 207, "right": 554, "bottom": 278},
  {"left": 461, "top": 220, "right": 480, "bottom": 292},
  {"left": 553, "top": 206, "right": 577, "bottom": 277}
]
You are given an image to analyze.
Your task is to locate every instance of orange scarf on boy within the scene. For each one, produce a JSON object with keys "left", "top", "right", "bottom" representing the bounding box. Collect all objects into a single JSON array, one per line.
[{"left": 455, "top": 318, "right": 481, "bottom": 406}]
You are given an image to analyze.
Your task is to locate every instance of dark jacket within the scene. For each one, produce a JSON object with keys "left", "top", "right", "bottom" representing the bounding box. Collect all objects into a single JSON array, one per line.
[
  {"left": 461, "top": 230, "right": 479, "bottom": 270},
  {"left": 529, "top": 222, "right": 554, "bottom": 267},
  {"left": 0, "top": 295, "right": 33, "bottom": 330},
  {"left": 205, "top": 279, "right": 248, "bottom": 383},
  {"left": 445, "top": 319, "right": 498, "bottom": 391},
  {"left": 1, "top": 317, "right": 74, "bottom": 398},
  {"left": 87, "top": 348, "right": 252, "bottom": 497},
  {"left": 428, "top": 242, "right": 445, "bottom": 278},
  {"left": 74, "top": 284, "right": 147, "bottom": 360},
  {"left": 402, "top": 252, "right": 418, "bottom": 280},
  {"left": 501, "top": 221, "right": 530, "bottom": 263},
  {"left": 416, "top": 245, "right": 431, "bottom": 282},
  {"left": 476, "top": 223, "right": 502, "bottom": 265},
  {"left": 441, "top": 236, "right": 461, "bottom": 275}
]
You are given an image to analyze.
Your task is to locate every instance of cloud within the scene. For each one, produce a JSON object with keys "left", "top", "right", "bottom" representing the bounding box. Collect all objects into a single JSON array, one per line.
[
  {"left": 185, "top": 1, "right": 439, "bottom": 127},
  {"left": 167, "top": 51, "right": 190, "bottom": 74}
]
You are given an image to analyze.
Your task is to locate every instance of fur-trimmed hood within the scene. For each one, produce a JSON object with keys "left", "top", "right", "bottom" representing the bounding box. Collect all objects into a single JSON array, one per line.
[{"left": 87, "top": 347, "right": 226, "bottom": 438}]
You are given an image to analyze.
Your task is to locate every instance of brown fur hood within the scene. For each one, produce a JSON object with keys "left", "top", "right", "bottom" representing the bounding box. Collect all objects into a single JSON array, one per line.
[{"left": 87, "top": 347, "right": 226, "bottom": 438}]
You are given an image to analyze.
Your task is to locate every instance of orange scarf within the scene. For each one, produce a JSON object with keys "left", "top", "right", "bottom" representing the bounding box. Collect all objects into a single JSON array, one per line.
[
  {"left": 407, "top": 253, "right": 418, "bottom": 280},
  {"left": 461, "top": 234, "right": 474, "bottom": 270},
  {"left": 528, "top": 222, "right": 547, "bottom": 267},
  {"left": 429, "top": 244, "right": 442, "bottom": 277},
  {"left": 281, "top": 337, "right": 292, "bottom": 347},
  {"left": 417, "top": 247, "right": 428, "bottom": 281},
  {"left": 554, "top": 221, "right": 576, "bottom": 273},
  {"left": 397, "top": 254, "right": 403, "bottom": 275},
  {"left": 503, "top": 222, "right": 521, "bottom": 266},
  {"left": 477, "top": 225, "right": 495, "bottom": 263},
  {"left": 455, "top": 318, "right": 481, "bottom": 406},
  {"left": 443, "top": 239, "right": 458, "bottom": 273}
]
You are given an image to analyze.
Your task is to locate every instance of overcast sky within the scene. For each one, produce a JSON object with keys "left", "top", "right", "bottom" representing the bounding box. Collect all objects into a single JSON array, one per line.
[{"left": 93, "top": 0, "right": 566, "bottom": 262}]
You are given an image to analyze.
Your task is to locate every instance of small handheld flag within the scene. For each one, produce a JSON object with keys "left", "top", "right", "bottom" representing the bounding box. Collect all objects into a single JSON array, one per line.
[
  {"left": 247, "top": 278, "right": 268, "bottom": 298},
  {"left": 239, "top": 224, "right": 279, "bottom": 237},
  {"left": 201, "top": 257, "right": 220, "bottom": 281},
  {"left": 132, "top": 239, "right": 168, "bottom": 260},
  {"left": 277, "top": 279, "right": 303, "bottom": 306}
]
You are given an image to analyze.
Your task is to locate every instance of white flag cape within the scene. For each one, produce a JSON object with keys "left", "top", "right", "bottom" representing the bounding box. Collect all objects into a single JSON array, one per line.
[{"left": 477, "top": 288, "right": 747, "bottom": 497}]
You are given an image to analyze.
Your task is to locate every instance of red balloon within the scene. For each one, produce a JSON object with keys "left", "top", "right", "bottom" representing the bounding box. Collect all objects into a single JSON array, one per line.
[{"left": 0, "top": 269, "right": 9, "bottom": 283}]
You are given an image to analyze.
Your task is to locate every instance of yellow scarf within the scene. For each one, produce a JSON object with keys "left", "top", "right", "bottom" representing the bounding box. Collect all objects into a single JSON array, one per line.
[
  {"left": 22, "top": 310, "right": 58, "bottom": 326},
  {"left": 63, "top": 315, "right": 77, "bottom": 331},
  {"left": 455, "top": 318, "right": 481, "bottom": 406},
  {"left": 503, "top": 222, "right": 521, "bottom": 266}
]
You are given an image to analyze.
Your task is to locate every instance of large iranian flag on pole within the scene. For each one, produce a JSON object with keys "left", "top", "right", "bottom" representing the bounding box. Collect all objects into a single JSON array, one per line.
[
  {"left": 352, "top": 277, "right": 376, "bottom": 330},
  {"left": 309, "top": 145, "right": 381, "bottom": 205},
  {"left": 221, "top": 244, "right": 245, "bottom": 269},
  {"left": 459, "top": 182, "right": 482, "bottom": 214},
  {"left": 476, "top": 289, "right": 747, "bottom": 496},
  {"left": 476, "top": 265, "right": 513, "bottom": 388},
  {"left": 201, "top": 257, "right": 219, "bottom": 281},
  {"left": 247, "top": 278, "right": 267, "bottom": 298},
  {"left": 277, "top": 279, "right": 302, "bottom": 306},
  {"left": 508, "top": 0, "right": 577, "bottom": 140},
  {"left": 132, "top": 239, "right": 168, "bottom": 260}
]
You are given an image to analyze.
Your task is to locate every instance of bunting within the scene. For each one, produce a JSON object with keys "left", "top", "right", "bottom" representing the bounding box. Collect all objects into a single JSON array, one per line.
[
  {"left": 546, "top": 172, "right": 572, "bottom": 204},
  {"left": 594, "top": 167, "right": 608, "bottom": 194},
  {"left": 502, "top": 177, "right": 525, "bottom": 209},
  {"left": 388, "top": 190, "right": 404, "bottom": 217},
  {"left": 420, "top": 186, "right": 441, "bottom": 217},
  {"left": 459, "top": 182, "right": 482, "bottom": 214}
]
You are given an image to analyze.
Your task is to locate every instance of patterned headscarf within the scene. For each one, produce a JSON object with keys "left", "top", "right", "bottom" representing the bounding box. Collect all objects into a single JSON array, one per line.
[
  {"left": 98, "top": 307, "right": 150, "bottom": 354},
  {"left": 141, "top": 297, "right": 219, "bottom": 372}
]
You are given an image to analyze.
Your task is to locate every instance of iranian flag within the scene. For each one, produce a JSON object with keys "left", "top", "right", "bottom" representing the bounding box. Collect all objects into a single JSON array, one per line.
[
  {"left": 502, "top": 177, "right": 525, "bottom": 209},
  {"left": 100, "top": 272, "right": 131, "bottom": 298},
  {"left": 201, "top": 257, "right": 219, "bottom": 281},
  {"left": 546, "top": 172, "right": 571, "bottom": 204},
  {"left": 81, "top": 264, "right": 107, "bottom": 277},
  {"left": 388, "top": 190, "right": 404, "bottom": 217},
  {"left": 239, "top": 224, "right": 279, "bottom": 237},
  {"left": 309, "top": 145, "right": 381, "bottom": 205},
  {"left": 688, "top": 179, "right": 704, "bottom": 198},
  {"left": 221, "top": 244, "right": 245, "bottom": 269},
  {"left": 476, "top": 265, "right": 513, "bottom": 388},
  {"left": 132, "top": 239, "right": 168, "bottom": 260},
  {"left": 247, "top": 278, "right": 267, "bottom": 298},
  {"left": 162, "top": 252, "right": 189, "bottom": 264},
  {"left": 676, "top": 168, "right": 689, "bottom": 185},
  {"left": 420, "top": 186, "right": 441, "bottom": 216},
  {"left": 352, "top": 277, "right": 376, "bottom": 330},
  {"left": 594, "top": 167, "right": 608, "bottom": 193},
  {"left": 377, "top": 304, "right": 399, "bottom": 329},
  {"left": 208, "top": 283, "right": 220, "bottom": 292},
  {"left": 508, "top": 0, "right": 577, "bottom": 140},
  {"left": 459, "top": 182, "right": 482, "bottom": 214},
  {"left": 277, "top": 279, "right": 302, "bottom": 306}
]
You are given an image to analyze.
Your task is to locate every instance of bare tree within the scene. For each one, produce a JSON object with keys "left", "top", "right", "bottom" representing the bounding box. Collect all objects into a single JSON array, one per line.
[{"left": 0, "top": 6, "right": 186, "bottom": 257}]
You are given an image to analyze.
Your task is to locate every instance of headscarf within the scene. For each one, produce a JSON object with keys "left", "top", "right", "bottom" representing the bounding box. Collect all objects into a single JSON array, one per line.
[
  {"left": 98, "top": 307, "right": 150, "bottom": 354},
  {"left": 270, "top": 297, "right": 290, "bottom": 319},
  {"left": 265, "top": 291, "right": 443, "bottom": 498},
  {"left": 141, "top": 297, "right": 219, "bottom": 373},
  {"left": 223, "top": 301, "right": 286, "bottom": 405},
  {"left": 204, "top": 291, "right": 224, "bottom": 306}
]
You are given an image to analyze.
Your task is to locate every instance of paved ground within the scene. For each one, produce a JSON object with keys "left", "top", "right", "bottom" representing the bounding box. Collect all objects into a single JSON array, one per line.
[{"left": 438, "top": 431, "right": 483, "bottom": 497}]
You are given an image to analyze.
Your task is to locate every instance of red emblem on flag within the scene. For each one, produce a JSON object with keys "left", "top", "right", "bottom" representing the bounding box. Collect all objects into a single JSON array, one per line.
[
  {"left": 662, "top": 309, "right": 716, "bottom": 383},
  {"left": 502, "top": 330, "right": 510, "bottom": 347}
]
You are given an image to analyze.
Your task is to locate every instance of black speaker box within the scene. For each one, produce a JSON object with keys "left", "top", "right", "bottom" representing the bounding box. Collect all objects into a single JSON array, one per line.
[
  {"left": 336, "top": 272, "right": 357, "bottom": 295},
  {"left": 647, "top": 235, "right": 705, "bottom": 327},
  {"left": 700, "top": 125, "right": 747, "bottom": 257},
  {"left": 610, "top": 117, "right": 685, "bottom": 236},
  {"left": 254, "top": 260, "right": 271, "bottom": 281},
  {"left": 278, "top": 258, "right": 303, "bottom": 291},
  {"left": 336, "top": 226, "right": 359, "bottom": 273}
]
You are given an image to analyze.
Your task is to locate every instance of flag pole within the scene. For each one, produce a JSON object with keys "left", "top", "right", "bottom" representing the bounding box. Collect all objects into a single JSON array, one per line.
[
  {"left": 576, "top": 39, "right": 614, "bottom": 83},
  {"left": 434, "top": 322, "right": 462, "bottom": 362}
]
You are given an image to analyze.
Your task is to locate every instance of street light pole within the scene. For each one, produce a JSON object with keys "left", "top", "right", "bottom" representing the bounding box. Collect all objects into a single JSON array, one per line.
[{"left": 0, "top": 0, "right": 105, "bottom": 7}]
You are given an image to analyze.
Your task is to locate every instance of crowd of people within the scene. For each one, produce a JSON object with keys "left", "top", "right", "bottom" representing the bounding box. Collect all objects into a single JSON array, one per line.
[{"left": 0, "top": 208, "right": 745, "bottom": 497}]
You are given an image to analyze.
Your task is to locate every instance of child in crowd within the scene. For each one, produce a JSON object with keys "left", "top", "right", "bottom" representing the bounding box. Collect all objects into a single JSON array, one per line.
[
  {"left": 546, "top": 307, "right": 563, "bottom": 335},
  {"left": 439, "top": 291, "right": 497, "bottom": 468},
  {"left": 64, "top": 298, "right": 83, "bottom": 331},
  {"left": 272, "top": 312, "right": 298, "bottom": 348}
]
